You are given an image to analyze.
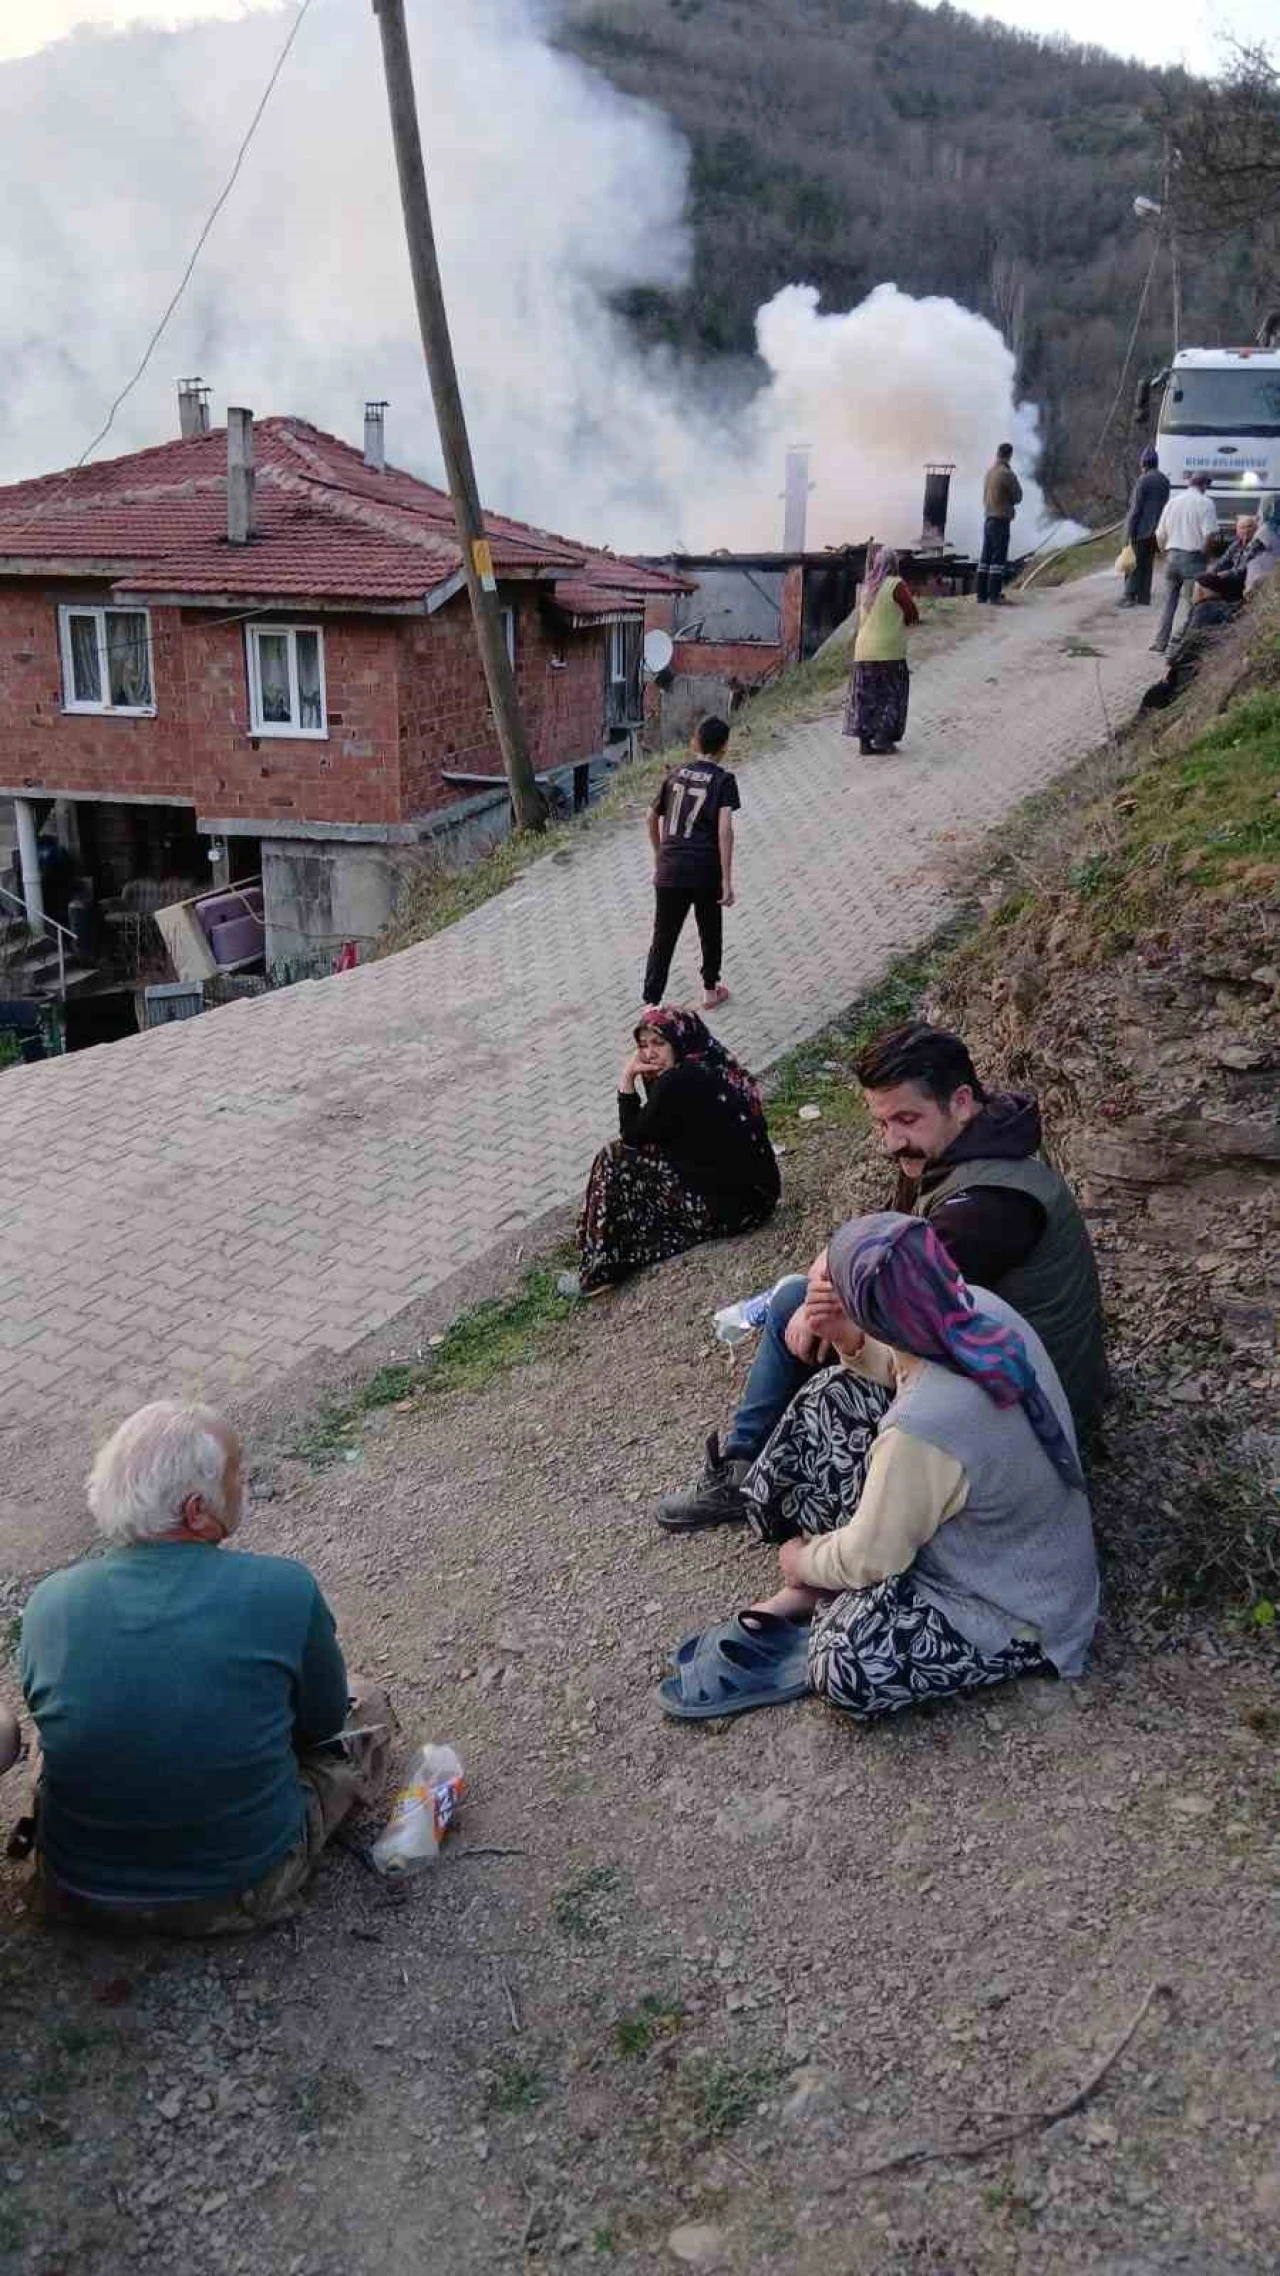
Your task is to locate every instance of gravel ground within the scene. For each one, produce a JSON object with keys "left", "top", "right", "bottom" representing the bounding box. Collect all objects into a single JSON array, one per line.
[{"left": 2, "top": 1109, "right": 1277, "bottom": 2276}]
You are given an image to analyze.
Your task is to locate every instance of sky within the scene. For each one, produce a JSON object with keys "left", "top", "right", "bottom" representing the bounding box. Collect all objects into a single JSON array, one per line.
[{"left": 2, "top": 0, "right": 1275, "bottom": 72}]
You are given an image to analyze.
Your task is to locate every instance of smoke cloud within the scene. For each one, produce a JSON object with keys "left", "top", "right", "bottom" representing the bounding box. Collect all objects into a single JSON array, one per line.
[{"left": 1, "top": 0, "right": 1057, "bottom": 553}]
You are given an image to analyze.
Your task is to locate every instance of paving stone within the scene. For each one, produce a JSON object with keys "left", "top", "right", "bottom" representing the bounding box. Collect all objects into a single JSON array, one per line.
[{"left": 0, "top": 579, "right": 1155, "bottom": 1429}]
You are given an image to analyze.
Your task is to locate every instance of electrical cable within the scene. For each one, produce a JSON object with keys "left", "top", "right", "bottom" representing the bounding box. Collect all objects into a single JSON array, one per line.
[{"left": 1088, "top": 227, "right": 1166, "bottom": 472}]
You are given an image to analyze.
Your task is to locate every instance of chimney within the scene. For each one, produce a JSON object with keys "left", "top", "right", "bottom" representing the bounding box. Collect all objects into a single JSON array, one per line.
[
  {"left": 227, "top": 406, "right": 255, "bottom": 544},
  {"left": 178, "top": 377, "right": 211, "bottom": 440},
  {"left": 363, "top": 399, "right": 388, "bottom": 473},
  {"left": 782, "top": 445, "right": 812, "bottom": 552},
  {"left": 921, "top": 462, "right": 954, "bottom": 550}
]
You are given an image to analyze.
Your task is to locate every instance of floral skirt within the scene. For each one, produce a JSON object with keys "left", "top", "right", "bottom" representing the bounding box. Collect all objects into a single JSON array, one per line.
[
  {"left": 745, "top": 1367, "right": 1049, "bottom": 1719},
  {"left": 744, "top": 1365, "right": 891, "bottom": 1543},
  {"left": 843, "top": 660, "right": 910, "bottom": 750},
  {"left": 808, "top": 1573, "right": 1048, "bottom": 1720},
  {"left": 578, "top": 1142, "right": 715, "bottom": 1291}
]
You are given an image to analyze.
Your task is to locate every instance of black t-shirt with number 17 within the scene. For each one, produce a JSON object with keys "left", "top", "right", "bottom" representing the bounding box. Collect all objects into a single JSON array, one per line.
[{"left": 651, "top": 760, "right": 741, "bottom": 891}]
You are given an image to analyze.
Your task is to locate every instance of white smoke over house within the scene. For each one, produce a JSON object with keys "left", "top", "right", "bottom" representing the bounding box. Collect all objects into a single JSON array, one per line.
[{"left": 0, "top": 0, "right": 1056, "bottom": 552}]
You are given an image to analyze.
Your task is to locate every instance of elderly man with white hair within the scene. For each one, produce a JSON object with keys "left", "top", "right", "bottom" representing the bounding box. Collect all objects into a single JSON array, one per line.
[{"left": 19, "top": 1401, "right": 390, "bottom": 1934}]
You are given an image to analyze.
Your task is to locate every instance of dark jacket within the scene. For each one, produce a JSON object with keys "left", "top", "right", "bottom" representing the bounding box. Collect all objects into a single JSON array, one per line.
[
  {"left": 1127, "top": 468, "right": 1171, "bottom": 543},
  {"left": 898, "top": 1093, "right": 1107, "bottom": 1440},
  {"left": 617, "top": 1061, "right": 780, "bottom": 1228}
]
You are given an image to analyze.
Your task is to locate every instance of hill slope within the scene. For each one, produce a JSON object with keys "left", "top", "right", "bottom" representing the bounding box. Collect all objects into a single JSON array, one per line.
[{"left": 558, "top": 0, "right": 1263, "bottom": 515}]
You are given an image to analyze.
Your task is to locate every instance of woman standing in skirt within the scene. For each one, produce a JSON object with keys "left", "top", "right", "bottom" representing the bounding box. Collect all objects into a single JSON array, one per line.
[
  {"left": 577, "top": 1007, "right": 779, "bottom": 1293},
  {"left": 843, "top": 544, "right": 919, "bottom": 756}
]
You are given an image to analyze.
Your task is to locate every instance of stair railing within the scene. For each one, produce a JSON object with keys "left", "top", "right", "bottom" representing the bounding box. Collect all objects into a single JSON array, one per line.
[{"left": 0, "top": 880, "right": 74, "bottom": 997}]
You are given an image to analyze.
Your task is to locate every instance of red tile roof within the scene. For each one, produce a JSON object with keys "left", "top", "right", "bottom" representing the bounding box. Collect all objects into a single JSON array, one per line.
[{"left": 0, "top": 418, "right": 688, "bottom": 610}]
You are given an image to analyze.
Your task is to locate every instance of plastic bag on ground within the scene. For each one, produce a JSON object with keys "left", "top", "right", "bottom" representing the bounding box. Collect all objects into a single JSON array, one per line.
[{"left": 370, "top": 1743, "right": 466, "bottom": 1876}]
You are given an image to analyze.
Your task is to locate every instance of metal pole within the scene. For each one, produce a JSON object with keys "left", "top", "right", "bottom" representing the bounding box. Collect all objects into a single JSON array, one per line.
[
  {"left": 371, "top": 0, "right": 547, "bottom": 833},
  {"left": 13, "top": 797, "right": 45, "bottom": 938}
]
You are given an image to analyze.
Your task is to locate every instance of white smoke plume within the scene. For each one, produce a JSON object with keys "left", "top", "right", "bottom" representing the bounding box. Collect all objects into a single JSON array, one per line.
[{"left": 0, "top": 0, "right": 1057, "bottom": 553}]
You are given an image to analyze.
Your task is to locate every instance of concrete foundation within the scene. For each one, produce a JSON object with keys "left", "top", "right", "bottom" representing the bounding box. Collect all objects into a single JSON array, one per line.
[{"left": 263, "top": 838, "right": 423, "bottom": 974}]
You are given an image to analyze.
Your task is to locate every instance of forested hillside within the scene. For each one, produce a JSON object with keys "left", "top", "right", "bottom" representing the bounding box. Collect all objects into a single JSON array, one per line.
[{"left": 558, "top": 0, "right": 1269, "bottom": 516}]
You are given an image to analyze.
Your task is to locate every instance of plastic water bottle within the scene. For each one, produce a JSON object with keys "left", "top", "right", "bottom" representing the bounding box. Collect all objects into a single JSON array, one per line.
[
  {"left": 712, "top": 1289, "right": 774, "bottom": 1346},
  {"left": 370, "top": 1743, "right": 465, "bottom": 1876}
]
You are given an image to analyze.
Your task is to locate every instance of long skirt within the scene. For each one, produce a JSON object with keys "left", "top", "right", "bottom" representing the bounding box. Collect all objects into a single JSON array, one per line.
[
  {"left": 578, "top": 1141, "right": 715, "bottom": 1291},
  {"left": 745, "top": 1367, "right": 1049, "bottom": 1719},
  {"left": 843, "top": 659, "right": 910, "bottom": 751},
  {"left": 808, "top": 1573, "right": 1049, "bottom": 1720},
  {"left": 743, "top": 1365, "right": 891, "bottom": 1544}
]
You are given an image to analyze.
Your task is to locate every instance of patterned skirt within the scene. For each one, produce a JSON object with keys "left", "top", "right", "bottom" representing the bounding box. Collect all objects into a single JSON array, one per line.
[
  {"left": 809, "top": 1573, "right": 1048, "bottom": 1720},
  {"left": 744, "top": 1364, "right": 891, "bottom": 1543},
  {"left": 577, "top": 1141, "right": 715, "bottom": 1291},
  {"left": 745, "top": 1366, "right": 1049, "bottom": 1719},
  {"left": 843, "top": 660, "right": 910, "bottom": 751}
]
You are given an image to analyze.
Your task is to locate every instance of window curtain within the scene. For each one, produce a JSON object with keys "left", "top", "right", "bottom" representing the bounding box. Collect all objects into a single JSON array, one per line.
[
  {"left": 106, "top": 611, "right": 152, "bottom": 709},
  {"left": 295, "top": 631, "right": 323, "bottom": 729},
  {"left": 256, "top": 633, "right": 292, "bottom": 724},
  {"left": 68, "top": 614, "right": 101, "bottom": 704}
]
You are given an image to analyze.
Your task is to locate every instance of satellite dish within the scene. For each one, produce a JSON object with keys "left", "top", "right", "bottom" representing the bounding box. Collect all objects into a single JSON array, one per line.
[{"left": 643, "top": 628, "right": 675, "bottom": 676}]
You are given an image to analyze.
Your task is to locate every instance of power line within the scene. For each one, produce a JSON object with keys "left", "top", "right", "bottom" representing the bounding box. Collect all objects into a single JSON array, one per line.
[
  {"left": 1088, "top": 228, "right": 1166, "bottom": 472},
  {"left": 3, "top": 0, "right": 316, "bottom": 548}
]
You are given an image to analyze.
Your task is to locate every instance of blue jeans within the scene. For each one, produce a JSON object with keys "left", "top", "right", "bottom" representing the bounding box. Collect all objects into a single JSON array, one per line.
[{"left": 723, "top": 1275, "right": 816, "bottom": 1461}]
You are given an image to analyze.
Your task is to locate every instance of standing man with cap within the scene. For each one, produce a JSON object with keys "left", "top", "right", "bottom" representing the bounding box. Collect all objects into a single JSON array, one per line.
[
  {"left": 1152, "top": 469, "right": 1221, "bottom": 654},
  {"left": 976, "top": 443, "right": 1023, "bottom": 604},
  {"left": 1121, "top": 447, "right": 1170, "bottom": 607}
]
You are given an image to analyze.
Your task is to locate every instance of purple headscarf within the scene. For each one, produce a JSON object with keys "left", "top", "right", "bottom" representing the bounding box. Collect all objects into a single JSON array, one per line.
[{"left": 827, "top": 1211, "right": 1085, "bottom": 1491}]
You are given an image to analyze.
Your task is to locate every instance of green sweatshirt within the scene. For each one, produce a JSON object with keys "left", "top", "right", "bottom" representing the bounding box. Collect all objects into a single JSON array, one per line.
[{"left": 21, "top": 1543, "right": 349, "bottom": 1902}]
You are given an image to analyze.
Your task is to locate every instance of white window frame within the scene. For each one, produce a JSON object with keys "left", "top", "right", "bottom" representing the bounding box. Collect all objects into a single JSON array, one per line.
[
  {"left": 607, "top": 619, "right": 629, "bottom": 689},
  {"left": 246, "top": 622, "right": 328, "bottom": 739},
  {"left": 58, "top": 603, "right": 156, "bottom": 717},
  {"left": 500, "top": 605, "right": 517, "bottom": 666}
]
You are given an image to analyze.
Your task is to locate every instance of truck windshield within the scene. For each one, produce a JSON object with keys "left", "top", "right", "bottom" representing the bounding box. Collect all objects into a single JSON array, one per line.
[{"left": 1161, "top": 368, "right": 1280, "bottom": 433}]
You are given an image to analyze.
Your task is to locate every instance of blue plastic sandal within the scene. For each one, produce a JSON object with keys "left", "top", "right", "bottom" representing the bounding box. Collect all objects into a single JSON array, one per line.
[{"left": 659, "top": 1611, "right": 811, "bottom": 1720}]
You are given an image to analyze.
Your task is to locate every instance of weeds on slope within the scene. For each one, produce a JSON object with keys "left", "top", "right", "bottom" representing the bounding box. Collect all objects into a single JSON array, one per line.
[{"left": 287, "top": 1266, "right": 578, "bottom": 1466}]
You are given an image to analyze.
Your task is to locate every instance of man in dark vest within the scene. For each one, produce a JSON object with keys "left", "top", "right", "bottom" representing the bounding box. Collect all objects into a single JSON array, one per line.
[{"left": 656, "top": 1021, "right": 1106, "bottom": 1533}]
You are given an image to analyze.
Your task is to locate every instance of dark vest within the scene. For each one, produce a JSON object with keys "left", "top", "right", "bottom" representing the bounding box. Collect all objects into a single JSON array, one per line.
[{"left": 916, "top": 1155, "right": 1107, "bottom": 1439}]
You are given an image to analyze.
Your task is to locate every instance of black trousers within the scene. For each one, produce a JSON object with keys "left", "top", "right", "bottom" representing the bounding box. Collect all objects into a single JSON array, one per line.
[
  {"left": 976, "top": 515, "right": 1012, "bottom": 601},
  {"left": 644, "top": 886, "right": 722, "bottom": 1002},
  {"left": 1125, "top": 533, "right": 1158, "bottom": 604}
]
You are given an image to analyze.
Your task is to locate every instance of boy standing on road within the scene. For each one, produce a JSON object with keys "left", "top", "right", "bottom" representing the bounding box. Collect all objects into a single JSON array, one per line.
[{"left": 643, "top": 716, "right": 740, "bottom": 1011}]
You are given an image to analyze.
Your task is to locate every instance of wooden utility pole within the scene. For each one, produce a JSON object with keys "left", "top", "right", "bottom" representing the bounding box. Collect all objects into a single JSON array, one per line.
[{"left": 371, "top": 0, "right": 547, "bottom": 833}]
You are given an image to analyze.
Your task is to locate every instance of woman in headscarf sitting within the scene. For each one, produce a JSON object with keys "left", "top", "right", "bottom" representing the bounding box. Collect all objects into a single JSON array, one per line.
[
  {"left": 577, "top": 1006, "right": 780, "bottom": 1294},
  {"left": 843, "top": 544, "right": 920, "bottom": 757},
  {"left": 660, "top": 1213, "right": 1098, "bottom": 1721}
]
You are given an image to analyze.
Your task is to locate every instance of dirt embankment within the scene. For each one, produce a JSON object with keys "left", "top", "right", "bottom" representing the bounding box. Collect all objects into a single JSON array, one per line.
[{"left": 1, "top": 592, "right": 1277, "bottom": 2276}]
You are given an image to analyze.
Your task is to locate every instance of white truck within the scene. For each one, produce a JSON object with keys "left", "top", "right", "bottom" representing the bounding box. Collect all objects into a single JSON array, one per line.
[{"left": 1136, "top": 343, "right": 1280, "bottom": 522}]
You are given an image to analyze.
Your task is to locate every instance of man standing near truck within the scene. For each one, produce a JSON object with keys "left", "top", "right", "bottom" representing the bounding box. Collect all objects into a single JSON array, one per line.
[{"left": 976, "top": 443, "right": 1023, "bottom": 604}]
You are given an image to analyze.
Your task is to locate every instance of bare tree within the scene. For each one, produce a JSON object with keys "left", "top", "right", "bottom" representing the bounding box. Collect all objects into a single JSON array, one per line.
[{"left": 1164, "top": 41, "right": 1280, "bottom": 245}]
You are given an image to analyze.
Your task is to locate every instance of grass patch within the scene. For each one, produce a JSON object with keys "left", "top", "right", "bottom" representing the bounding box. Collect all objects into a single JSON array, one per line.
[
  {"left": 1025, "top": 529, "right": 1121, "bottom": 588},
  {"left": 1125, "top": 689, "right": 1280, "bottom": 888},
  {"left": 287, "top": 1267, "right": 577, "bottom": 1463},
  {"left": 615, "top": 1995, "right": 685, "bottom": 2058},
  {"left": 486, "top": 2061, "right": 546, "bottom": 2114},
  {"left": 763, "top": 926, "right": 970, "bottom": 1144},
  {"left": 553, "top": 1865, "right": 621, "bottom": 1944},
  {"left": 681, "top": 2053, "right": 784, "bottom": 2138},
  {"left": 3, "top": 1613, "right": 21, "bottom": 1665}
]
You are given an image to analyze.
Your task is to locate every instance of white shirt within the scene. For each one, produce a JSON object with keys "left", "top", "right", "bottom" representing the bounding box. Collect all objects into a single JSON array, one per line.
[{"left": 1156, "top": 488, "right": 1221, "bottom": 554}]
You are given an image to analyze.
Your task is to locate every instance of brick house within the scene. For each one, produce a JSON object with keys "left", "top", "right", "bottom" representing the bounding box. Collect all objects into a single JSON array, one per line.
[{"left": 0, "top": 395, "right": 686, "bottom": 983}]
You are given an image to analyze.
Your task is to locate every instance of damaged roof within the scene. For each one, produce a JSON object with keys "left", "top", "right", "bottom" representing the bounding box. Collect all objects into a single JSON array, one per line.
[{"left": 0, "top": 417, "right": 688, "bottom": 614}]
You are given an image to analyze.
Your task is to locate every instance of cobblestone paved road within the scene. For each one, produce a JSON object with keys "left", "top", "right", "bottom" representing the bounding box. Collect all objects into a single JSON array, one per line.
[{"left": 0, "top": 578, "right": 1156, "bottom": 1459}]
